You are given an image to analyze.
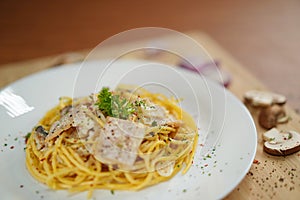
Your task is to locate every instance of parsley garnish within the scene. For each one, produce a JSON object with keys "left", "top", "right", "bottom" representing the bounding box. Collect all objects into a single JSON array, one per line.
[
  {"left": 151, "top": 120, "right": 158, "bottom": 127},
  {"left": 111, "top": 95, "right": 135, "bottom": 119},
  {"left": 96, "top": 87, "right": 113, "bottom": 116},
  {"left": 25, "top": 132, "right": 31, "bottom": 144},
  {"left": 134, "top": 99, "right": 146, "bottom": 107},
  {"left": 96, "top": 87, "right": 135, "bottom": 119}
]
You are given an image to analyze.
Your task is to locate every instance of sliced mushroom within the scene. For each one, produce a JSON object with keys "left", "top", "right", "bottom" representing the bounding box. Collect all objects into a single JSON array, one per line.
[
  {"left": 258, "top": 105, "right": 288, "bottom": 129},
  {"left": 35, "top": 125, "right": 48, "bottom": 136},
  {"left": 244, "top": 90, "right": 286, "bottom": 107},
  {"left": 33, "top": 125, "right": 48, "bottom": 150},
  {"left": 263, "top": 128, "right": 300, "bottom": 156}
]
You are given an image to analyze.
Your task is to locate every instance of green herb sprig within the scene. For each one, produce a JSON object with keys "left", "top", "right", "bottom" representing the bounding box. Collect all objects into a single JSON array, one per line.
[
  {"left": 96, "top": 87, "right": 135, "bottom": 119},
  {"left": 96, "top": 87, "right": 113, "bottom": 116}
]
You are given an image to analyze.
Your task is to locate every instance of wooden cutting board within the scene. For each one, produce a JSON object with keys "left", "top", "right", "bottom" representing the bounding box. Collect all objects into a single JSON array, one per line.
[{"left": 0, "top": 31, "right": 299, "bottom": 199}]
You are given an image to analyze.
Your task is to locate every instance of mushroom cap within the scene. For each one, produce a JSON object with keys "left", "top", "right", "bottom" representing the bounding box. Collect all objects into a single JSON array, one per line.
[
  {"left": 244, "top": 90, "right": 286, "bottom": 107},
  {"left": 263, "top": 128, "right": 300, "bottom": 156}
]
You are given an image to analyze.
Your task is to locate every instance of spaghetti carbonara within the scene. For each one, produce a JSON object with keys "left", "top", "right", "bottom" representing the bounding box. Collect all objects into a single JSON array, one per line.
[{"left": 25, "top": 85, "right": 198, "bottom": 198}]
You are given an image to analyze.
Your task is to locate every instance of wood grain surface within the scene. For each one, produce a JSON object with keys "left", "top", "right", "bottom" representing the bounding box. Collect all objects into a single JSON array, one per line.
[{"left": 0, "top": 31, "right": 299, "bottom": 199}]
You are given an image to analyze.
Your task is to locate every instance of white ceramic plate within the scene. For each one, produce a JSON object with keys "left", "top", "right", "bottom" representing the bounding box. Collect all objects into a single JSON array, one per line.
[{"left": 0, "top": 60, "right": 256, "bottom": 200}]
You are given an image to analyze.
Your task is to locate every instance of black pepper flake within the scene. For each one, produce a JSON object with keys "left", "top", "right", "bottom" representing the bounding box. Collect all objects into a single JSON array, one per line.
[
  {"left": 20, "top": 185, "right": 24, "bottom": 188},
  {"left": 279, "top": 178, "right": 284, "bottom": 182},
  {"left": 272, "top": 169, "right": 276, "bottom": 172}
]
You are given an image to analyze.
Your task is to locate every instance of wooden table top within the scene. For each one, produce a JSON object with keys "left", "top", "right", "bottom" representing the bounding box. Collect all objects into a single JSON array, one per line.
[{"left": 0, "top": 31, "right": 299, "bottom": 199}]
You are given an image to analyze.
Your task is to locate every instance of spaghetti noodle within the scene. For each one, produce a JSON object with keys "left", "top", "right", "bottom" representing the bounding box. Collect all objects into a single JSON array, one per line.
[{"left": 25, "top": 85, "right": 198, "bottom": 198}]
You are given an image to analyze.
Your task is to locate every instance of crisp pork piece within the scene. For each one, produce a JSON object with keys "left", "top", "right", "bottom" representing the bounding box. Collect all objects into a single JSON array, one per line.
[
  {"left": 72, "top": 104, "right": 103, "bottom": 154},
  {"left": 46, "top": 108, "right": 74, "bottom": 141},
  {"left": 141, "top": 101, "right": 175, "bottom": 126},
  {"left": 93, "top": 117, "right": 146, "bottom": 167},
  {"left": 46, "top": 102, "right": 100, "bottom": 141},
  {"left": 73, "top": 105, "right": 96, "bottom": 139}
]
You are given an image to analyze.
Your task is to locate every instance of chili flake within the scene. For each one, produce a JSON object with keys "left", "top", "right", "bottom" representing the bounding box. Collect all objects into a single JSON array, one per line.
[{"left": 253, "top": 159, "right": 260, "bottom": 164}]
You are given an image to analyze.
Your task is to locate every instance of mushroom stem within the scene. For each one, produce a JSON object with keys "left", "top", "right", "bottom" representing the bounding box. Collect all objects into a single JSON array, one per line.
[{"left": 258, "top": 105, "right": 287, "bottom": 129}]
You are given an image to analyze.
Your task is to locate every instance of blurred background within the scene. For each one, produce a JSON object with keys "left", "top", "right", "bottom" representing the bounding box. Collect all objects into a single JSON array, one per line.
[{"left": 0, "top": 0, "right": 299, "bottom": 110}]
